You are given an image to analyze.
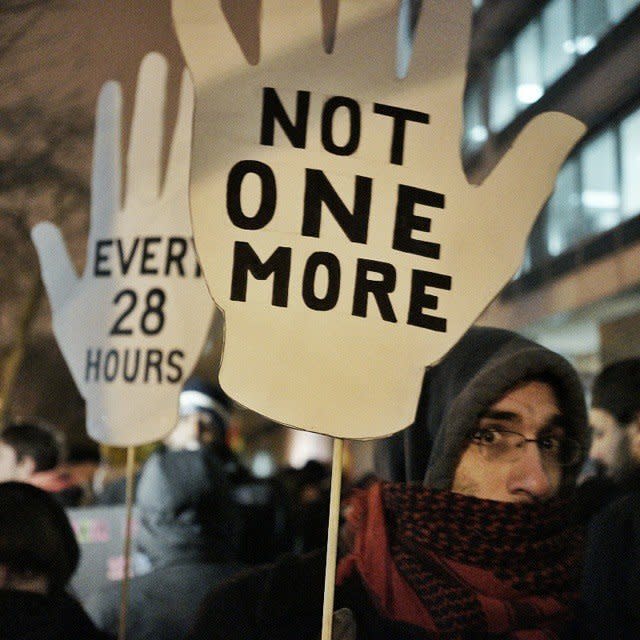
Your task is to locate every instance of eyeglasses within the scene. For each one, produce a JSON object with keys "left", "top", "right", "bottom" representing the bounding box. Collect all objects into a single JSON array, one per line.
[{"left": 469, "top": 428, "right": 583, "bottom": 467}]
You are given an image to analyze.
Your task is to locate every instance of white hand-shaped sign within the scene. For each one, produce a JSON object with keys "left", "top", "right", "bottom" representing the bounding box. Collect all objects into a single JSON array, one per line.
[
  {"left": 172, "top": 0, "right": 585, "bottom": 439},
  {"left": 32, "top": 52, "right": 214, "bottom": 446}
]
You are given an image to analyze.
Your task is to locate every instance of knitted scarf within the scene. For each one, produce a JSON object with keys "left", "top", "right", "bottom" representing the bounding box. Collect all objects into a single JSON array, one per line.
[{"left": 336, "top": 482, "right": 583, "bottom": 639}]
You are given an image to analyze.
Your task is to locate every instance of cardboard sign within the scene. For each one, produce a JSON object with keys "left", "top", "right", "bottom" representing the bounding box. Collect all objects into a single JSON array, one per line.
[
  {"left": 32, "top": 53, "right": 214, "bottom": 446},
  {"left": 171, "top": 0, "right": 585, "bottom": 439}
]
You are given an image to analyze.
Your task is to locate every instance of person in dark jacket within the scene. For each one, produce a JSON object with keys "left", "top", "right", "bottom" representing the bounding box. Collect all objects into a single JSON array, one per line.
[
  {"left": 0, "top": 481, "right": 112, "bottom": 640},
  {"left": 188, "top": 326, "right": 589, "bottom": 640},
  {"left": 575, "top": 358, "right": 640, "bottom": 638},
  {"left": 85, "top": 448, "right": 244, "bottom": 640}
]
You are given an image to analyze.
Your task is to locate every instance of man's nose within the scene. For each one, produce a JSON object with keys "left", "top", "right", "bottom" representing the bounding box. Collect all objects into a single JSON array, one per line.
[
  {"left": 589, "top": 441, "right": 604, "bottom": 462},
  {"left": 507, "top": 442, "right": 554, "bottom": 500}
]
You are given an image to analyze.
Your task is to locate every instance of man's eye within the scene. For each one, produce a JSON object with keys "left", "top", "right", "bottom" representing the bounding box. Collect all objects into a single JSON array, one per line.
[
  {"left": 538, "top": 436, "right": 561, "bottom": 451},
  {"left": 472, "top": 428, "right": 499, "bottom": 444}
]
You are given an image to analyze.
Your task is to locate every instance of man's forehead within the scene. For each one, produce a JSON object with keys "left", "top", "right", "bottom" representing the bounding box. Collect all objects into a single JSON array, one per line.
[{"left": 483, "top": 380, "right": 564, "bottom": 427}]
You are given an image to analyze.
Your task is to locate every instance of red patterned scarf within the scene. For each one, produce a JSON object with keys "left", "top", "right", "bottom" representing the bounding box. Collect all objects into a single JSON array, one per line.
[{"left": 336, "top": 482, "right": 583, "bottom": 639}]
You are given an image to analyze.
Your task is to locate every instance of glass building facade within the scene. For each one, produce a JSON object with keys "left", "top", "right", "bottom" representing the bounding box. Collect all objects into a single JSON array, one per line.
[{"left": 465, "top": 0, "right": 640, "bottom": 289}]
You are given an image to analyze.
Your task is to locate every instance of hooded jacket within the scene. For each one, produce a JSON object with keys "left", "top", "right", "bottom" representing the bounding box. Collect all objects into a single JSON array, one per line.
[
  {"left": 135, "top": 447, "right": 238, "bottom": 568},
  {"left": 190, "top": 327, "right": 589, "bottom": 640},
  {"left": 375, "top": 326, "right": 588, "bottom": 487},
  {"left": 86, "top": 449, "right": 243, "bottom": 640}
]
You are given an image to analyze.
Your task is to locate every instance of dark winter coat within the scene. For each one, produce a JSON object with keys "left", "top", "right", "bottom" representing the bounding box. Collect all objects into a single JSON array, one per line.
[
  {"left": 85, "top": 449, "right": 243, "bottom": 640},
  {"left": 188, "top": 327, "right": 588, "bottom": 640},
  {"left": 0, "top": 589, "right": 113, "bottom": 640},
  {"left": 189, "top": 550, "right": 432, "bottom": 640},
  {"left": 577, "top": 490, "right": 640, "bottom": 639}
]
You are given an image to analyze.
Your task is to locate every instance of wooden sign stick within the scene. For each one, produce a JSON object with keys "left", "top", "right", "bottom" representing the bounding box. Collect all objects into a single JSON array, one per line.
[
  {"left": 118, "top": 445, "right": 137, "bottom": 640},
  {"left": 321, "top": 437, "right": 345, "bottom": 640}
]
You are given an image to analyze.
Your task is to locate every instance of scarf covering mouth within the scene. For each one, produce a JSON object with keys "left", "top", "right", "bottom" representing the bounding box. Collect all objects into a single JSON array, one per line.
[{"left": 336, "top": 482, "right": 583, "bottom": 639}]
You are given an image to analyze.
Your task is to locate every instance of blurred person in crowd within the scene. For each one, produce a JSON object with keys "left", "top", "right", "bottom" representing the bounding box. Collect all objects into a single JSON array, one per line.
[
  {"left": 575, "top": 358, "right": 640, "bottom": 638},
  {"left": 93, "top": 377, "right": 240, "bottom": 505},
  {"left": 0, "top": 420, "right": 83, "bottom": 506},
  {"left": 167, "top": 376, "right": 248, "bottom": 481},
  {"left": 276, "top": 460, "right": 331, "bottom": 553},
  {"left": 85, "top": 447, "right": 243, "bottom": 640},
  {"left": 188, "top": 326, "right": 588, "bottom": 640},
  {"left": 0, "top": 481, "right": 112, "bottom": 639},
  {"left": 572, "top": 358, "right": 640, "bottom": 522},
  {"left": 588, "top": 358, "right": 640, "bottom": 482}
]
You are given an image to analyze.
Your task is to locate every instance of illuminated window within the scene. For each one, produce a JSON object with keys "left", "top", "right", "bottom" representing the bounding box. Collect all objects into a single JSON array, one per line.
[
  {"left": 575, "top": 0, "right": 609, "bottom": 54},
  {"left": 607, "top": 0, "right": 640, "bottom": 22},
  {"left": 464, "top": 80, "right": 487, "bottom": 153},
  {"left": 489, "top": 48, "right": 515, "bottom": 132},
  {"left": 620, "top": 107, "right": 640, "bottom": 218},
  {"left": 514, "top": 21, "right": 544, "bottom": 108},
  {"left": 545, "top": 159, "right": 582, "bottom": 257},
  {"left": 541, "top": 0, "right": 575, "bottom": 86}
]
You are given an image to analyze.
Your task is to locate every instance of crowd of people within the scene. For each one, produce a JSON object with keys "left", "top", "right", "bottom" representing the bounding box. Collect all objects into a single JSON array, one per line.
[{"left": 1, "top": 326, "right": 639, "bottom": 639}]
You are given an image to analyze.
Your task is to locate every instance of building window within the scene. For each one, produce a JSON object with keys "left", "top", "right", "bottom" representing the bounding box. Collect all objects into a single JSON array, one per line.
[
  {"left": 545, "top": 158, "right": 582, "bottom": 257},
  {"left": 463, "top": 80, "right": 487, "bottom": 154},
  {"left": 574, "top": 0, "right": 610, "bottom": 54},
  {"left": 607, "top": 0, "right": 640, "bottom": 22},
  {"left": 489, "top": 47, "right": 515, "bottom": 132},
  {"left": 620, "top": 106, "right": 640, "bottom": 218},
  {"left": 514, "top": 20, "right": 544, "bottom": 108},
  {"left": 579, "top": 129, "right": 620, "bottom": 237},
  {"left": 541, "top": 0, "right": 575, "bottom": 86}
]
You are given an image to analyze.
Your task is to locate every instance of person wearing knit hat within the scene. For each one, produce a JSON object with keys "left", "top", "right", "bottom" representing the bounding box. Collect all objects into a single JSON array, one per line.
[
  {"left": 189, "top": 326, "right": 589, "bottom": 640},
  {"left": 165, "top": 376, "right": 232, "bottom": 453},
  {"left": 588, "top": 358, "right": 640, "bottom": 481}
]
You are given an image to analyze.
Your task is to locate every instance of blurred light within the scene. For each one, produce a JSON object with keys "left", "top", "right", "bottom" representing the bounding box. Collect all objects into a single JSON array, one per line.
[
  {"left": 562, "top": 36, "right": 597, "bottom": 56},
  {"left": 581, "top": 190, "right": 620, "bottom": 210},
  {"left": 576, "top": 35, "right": 597, "bottom": 55},
  {"left": 516, "top": 83, "right": 543, "bottom": 105},
  {"left": 287, "top": 430, "right": 332, "bottom": 468},
  {"left": 547, "top": 231, "right": 565, "bottom": 256},
  {"left": 251, "top": 451, "right": 275, "bottom": 478},
  {"left": 469, "top": 124, "right": 488, "bottom": 143}
]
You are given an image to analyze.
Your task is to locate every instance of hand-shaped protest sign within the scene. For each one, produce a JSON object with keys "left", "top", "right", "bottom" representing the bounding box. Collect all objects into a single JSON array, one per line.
[
  {"left": 172, "top": 0, "right": 585, "bottom": 439},
  {"left": 32, "top": 52, "right": 214, "bottom": 446}
]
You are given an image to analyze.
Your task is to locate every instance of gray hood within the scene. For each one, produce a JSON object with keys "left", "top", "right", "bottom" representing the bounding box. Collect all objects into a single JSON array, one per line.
[{"left": 375, "top": 326, "right": 589, "bottom": 489}]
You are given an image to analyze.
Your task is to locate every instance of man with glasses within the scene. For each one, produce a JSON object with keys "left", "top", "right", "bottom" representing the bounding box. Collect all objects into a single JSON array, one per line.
[{"left": 189, "top": 326, "right": 588, "bottom": 640}]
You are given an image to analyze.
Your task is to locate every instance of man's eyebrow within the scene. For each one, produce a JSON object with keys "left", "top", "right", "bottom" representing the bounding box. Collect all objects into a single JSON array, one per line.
[
  {"left": 479, "top": 410, "right": 518, "bottom": 422},
  {"left": 541, "top": 414, "right": 567, "bottom": 433}
]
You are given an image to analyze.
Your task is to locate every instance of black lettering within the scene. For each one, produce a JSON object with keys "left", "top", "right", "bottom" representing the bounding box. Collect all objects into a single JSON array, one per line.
[
  {"left": 117, "top": 238, "right": 140, "bottom": 275},
  {"left": 167, "top": 350, "right": 185, "bottom": 383},
  {"left": 321, "top": 96, "right": 361, "bottom": 156},
  {"left": 104, "top": 349, "right": 119, "bottom": 382},
  {"left": 85, "top": 348, "right": 101, "bottom": 382},
  {"left": 227, "top": 161, "right": 277, "bottom": 230},
  {"left": 393, "top": 185, "right": 444, "bottom": 259},
  {"left": 260, "top": 87, "right": 310, "bottom": 148},
  {"left": 140, "top": 237, "right": 161, "bottom": 275},
  {"left": 123, "top": 349, "right": 141, "bottom": 383},
  {"left": 352, "top": 259, "right": 397, "bottom": 323},
  {"left": 302, "top": 252, "right": 341, "bottom": 311},
  {"left": 407, "top": 269, "right": 452, "bottom": 332},
  {"left": 144, "top": 349, "right": 163, "bottom": 383},
  {"left": 94, "top": 240, "right": 112, "bottom": 277},
  {"left": 165, "top": 237, "right": 188, "bottom": 276},
  {"left": 191, "top": 238, "right": 202, "bottom": 278},
  {"left": 230, "top": 242, "right": 291, "bottom": 307},
  {"left": 302, "top": 169, "right": 371, "bottom": 244},
  {"left": 373, "top": 103, "right": 430, "bottom": 165}
]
